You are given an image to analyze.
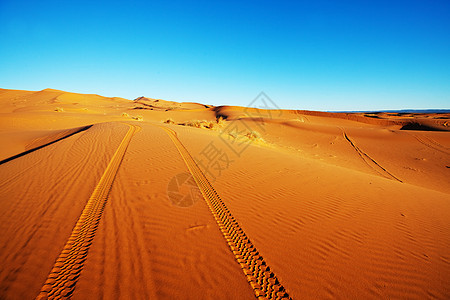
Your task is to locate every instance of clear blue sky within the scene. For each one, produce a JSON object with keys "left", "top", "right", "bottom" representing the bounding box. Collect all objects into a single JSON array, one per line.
[{"left": 1, "top": 0, "right": 449, "bottom": 111}]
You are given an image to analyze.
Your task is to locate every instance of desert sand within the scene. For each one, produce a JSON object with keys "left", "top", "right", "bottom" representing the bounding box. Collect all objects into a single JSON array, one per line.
[{"left": 0, "top": 88, "right": 449, "bottom": 299}]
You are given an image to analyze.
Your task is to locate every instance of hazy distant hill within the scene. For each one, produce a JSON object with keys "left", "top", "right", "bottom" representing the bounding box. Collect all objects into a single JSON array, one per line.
[{"left": 331, "top": 109, "right": 450, "bottom": 113}]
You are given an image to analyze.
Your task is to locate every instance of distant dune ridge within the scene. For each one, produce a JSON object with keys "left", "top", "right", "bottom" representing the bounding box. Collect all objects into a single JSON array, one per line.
[{"left": 0, "top": 88, "right": 449, "bottom": 299}]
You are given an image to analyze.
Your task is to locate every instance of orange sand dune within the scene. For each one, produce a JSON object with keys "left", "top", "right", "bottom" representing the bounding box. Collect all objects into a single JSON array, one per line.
[{"left": 0, "top": 88, "right": 449, "bottom": 299}]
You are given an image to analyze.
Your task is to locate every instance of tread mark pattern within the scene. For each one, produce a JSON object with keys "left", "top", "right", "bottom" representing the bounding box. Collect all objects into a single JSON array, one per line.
[
  {"left": 343, "top": 131, "right": 402, "bottom": 183},
  {"left": 160, "top": 126, "right": 292, "bottom": 300},
  {"left": 36, "top": 124, "right": 137, "bottom": 299}
]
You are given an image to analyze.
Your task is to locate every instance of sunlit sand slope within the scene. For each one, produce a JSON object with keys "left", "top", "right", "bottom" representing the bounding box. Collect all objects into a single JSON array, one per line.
[{"left": 0, "top": 88, "right": 449, "bottom": 299}]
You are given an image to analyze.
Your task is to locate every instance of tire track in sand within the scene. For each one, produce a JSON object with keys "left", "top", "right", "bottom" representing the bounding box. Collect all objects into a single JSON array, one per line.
[
  {"left": 36, "top": 124, "right": 137, "bottom": 300},
  {"left": 160, "top": 126, "right": 292, "bottom": 300},
  {"left": 411, "top": 134, "right": 450, "bottom": 155},
  {"left": 342, "top": 131, "right": 402, "bottom": 183}
]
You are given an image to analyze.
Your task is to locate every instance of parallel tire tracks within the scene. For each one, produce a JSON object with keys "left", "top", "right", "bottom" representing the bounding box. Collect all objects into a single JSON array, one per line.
[
  {"left": 412, "top": 134, "right": 450, "bottom": 155},
  {"left": 36, "top": 124, "right": 137, "bottom": 300},
  {"left": 343, "top": 131, "right": 402, "bottom": 183},
  {"left": 160, "top": 126, "right": 292, "bottom": 300}
]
